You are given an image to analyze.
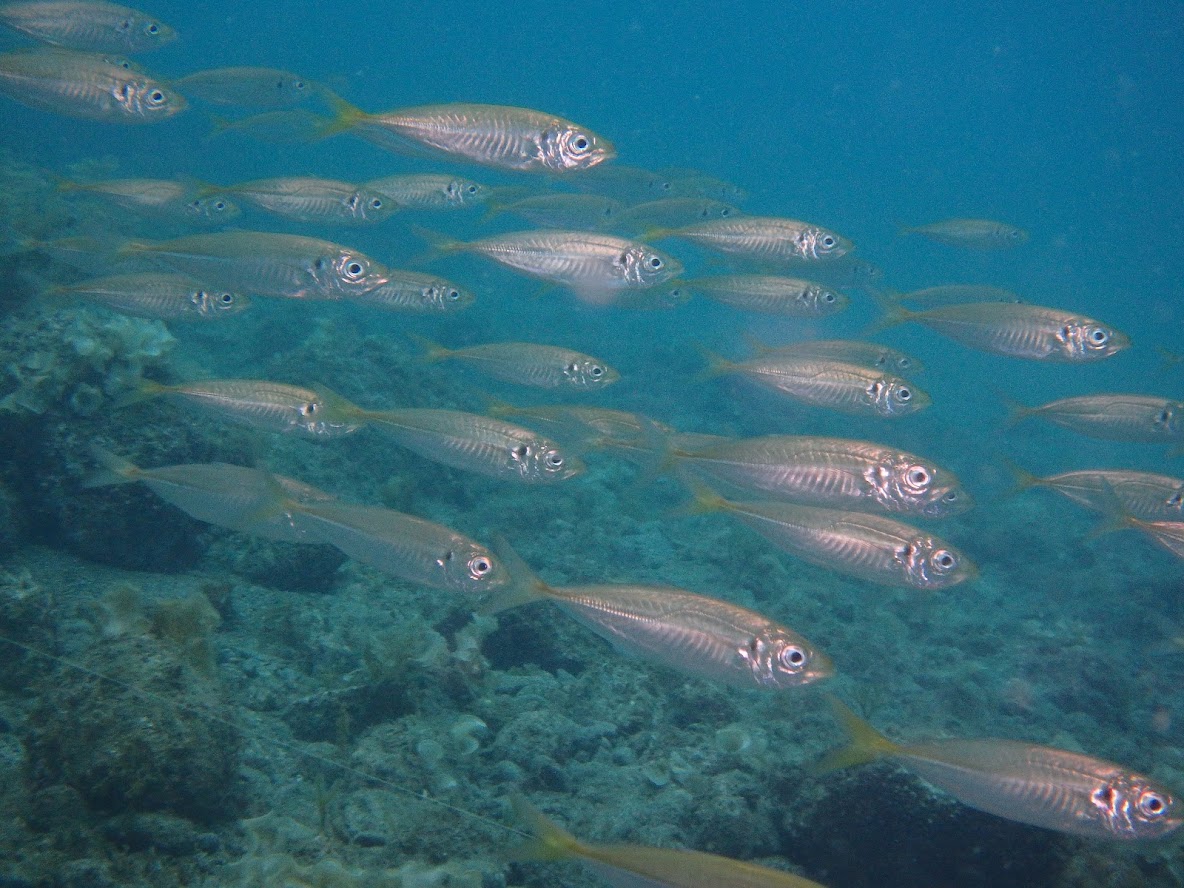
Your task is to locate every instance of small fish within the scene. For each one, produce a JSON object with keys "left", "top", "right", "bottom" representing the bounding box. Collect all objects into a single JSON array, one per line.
[
  {"left": 46, "top": 272, "right": 249, "bottom": 321},
  {"left": 413, "top": 336, "right": 619, "bottom": 390},
  {"left": 571, "top": 164, "right": 678, "bottom": 202},
  {"left": 366, "top": 408, "right": 583, "bottom": 483},
  {"left": 0, "top": 1, "right": 176, "bottom": 52},
  {"left": 613, "top": 197, "right": 740, "bottom": 232},
  {"left": 492, "top": 402, "right": 673, "bottom": 456},
  {"left": 900, "top": 218, "right": 1029, "bottom": 249},
  {"left": 752, "top": 338, "right": 922, "bottom": 374},
  {"left": 483, "top": 541, "right": 832, "bottom": 690},
  {"left": 658, "top": 215, "right": 852, "bottom": 263},
  {"left": 57, "top": 176, "right": 240, "bottom": 222},
  {"left": 266, "top": 500, "right": 508, "bottom": 595},
  {"left": 119, "top": 378, "right": 366, "bottom": 439},
  {"left": 889, "top": 283, "right": 1023, "bottom": 305},
  {"left": 0, "top": 46, "right": 183, "bottom": 122},
  {"left": 511, "top": 797, "right": 828, "bottom": 888},
  {"left": 678, "top": 275, "right": 847, "bottom": 317},
  {"left": 418, "top": 228, "right": 681, "bottom": 294},
  {"left": 174, "top": 67, "right": 314, "bottom": 107},
  {"left": 816, "top": 696, "right": 1181, "bottom": 840},
  {"left": 1013, "top": 467, "right": 1184, "bottom": 521},
  {"left": 1007, "top": 394, "right": 1184, "bottom": 443},
  {"left": 118, "top": 231, "right": 391, "bottom": 300},
  {"left": 704, "top": 351, "right": 928, "bottom": 418},
  {"left": 688, "top": 487, "right": 973, "bottom": 589},
  {"left": 207, "top": 108, "right": 332, "bottom": 144},
  {"left": 213, "top": 177, "right": 396, "bottom": 225},
  {"left": 485, "top": 193, "right": 625, "bottom": 229},
  {"left": 880, "top": 302, "right": 1129, "bottom": 362},
  {"left": 82, "top": 447, "right": 334, "bottom": 543},
  {"left": 348, "top": 270, "right": 473, "bottom": 313},
  {"left": 364, "top": 173, "right": 490, "bottom": 210},
  {"left": 657, "top": 168, "right": 749, "bottom": 203},
  {"left": 325, "top": 97, "right": 615, "bottom": 173},
  {"left": 672, "top": 435, "right": 970, "bottom": 518}
]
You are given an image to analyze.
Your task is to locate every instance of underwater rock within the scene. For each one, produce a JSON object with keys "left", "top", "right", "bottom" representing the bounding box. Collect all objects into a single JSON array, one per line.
[
  {"left": 23, "top": 635, "right": 241, "bottom": 825},
  {"left": 0, "top": 478, "right": 19, "bottom": 556},
  {"left": 208, "top": 534, "right": 346, "bottom": 593}
]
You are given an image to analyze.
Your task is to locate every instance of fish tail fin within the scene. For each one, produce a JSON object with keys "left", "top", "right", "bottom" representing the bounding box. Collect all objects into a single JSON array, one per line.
[
  {"left": 113, "top": 238, "right": 152, "bottom": 261},
  {"left": 111, "top": 377, "right": 169, "bottom": 410},
  {"left": 640, "top": 225, "right": 675, "bottom": 242},
  {"left": 739, "top": 331, "right": 774, "bottom": 356},
  {"left": 317, "top": 91, "right": 369, "bottom": 138},
  {"left": 81, "top": 445, "right": 141, "bottom": 488},
  {"left": 811, "top": 695, "right": 901, "bottom": 774},
  {"left": 995, "top": 390, "right": 1036, "bottom": 429},
  {"left": 485, "top": 397, "right": 519, "bottom": 419},
  {"left": 1083, "top": 477, "right": 1142, "bottom": 541},
  {"left": 862, "top": 290, "right": 914, "bottom": 336},
  {"left": 407, "top": 225, "right": 465, "bottom": 265},
  {"left": 668, "top": 476, "right": 730, "bottom": 518},
  {"left": 405, "top": 332, "right": 454, "bottom": 363},
  {"left": 50, "top": 173, "right": 82, "bottom": 194},
  {"left": 1001, "top": 458, "right": 1041, "bottom": 495},
  {"left": 508, "top": 795, "right": 586, "bottom": 862},
  {"left": 694, "top": 343, "right": 736, "bottom": 380},
  {"left": 477, "top": 535, "right": 551, "bottom": 615},
  {"left": 203, "top": 114, "right": 234, "bottom": 142}
]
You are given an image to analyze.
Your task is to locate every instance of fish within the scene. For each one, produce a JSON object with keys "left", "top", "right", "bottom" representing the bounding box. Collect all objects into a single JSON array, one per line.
[
  {"left": 118, "top": 379, "right": 366, "bottom": 439},
  {"left": 212, "top": 177, "right": 397, "bottom": 225},
  {"left": 0, "top": 47, "right": 184, "bottom": 122},
  {"left": 750, "top": 338, "right": 923, "bottom": 374},
  {"left": 657, "top": 215, "right": 852, "bottom": 263},
  {"left": 364, "top": 173, "right": 490, "bottom": 210},
  {"left": 656, "top": 168, "right": 749, "bottom": 203},
  {"left": 347, "top": 270, "right": 474, "bottom": 313},
  {"left": 365, "top": 408, "right": 583, "bottom": 483},
  {"left": 888, "top": 283, "right": 1023, "bottom": 306},
  {"left": 56, "top": 176, "right": 240, "bottom": 221},
  {"left": 491, "top": 402, "right": 674, "bottom": 457},
  {"left": 412, "top": 336, "right": 620, "bottom": 390},
  {"left": 687, "top": 487, "right": 974, "bottom": 589},
  {"left": 671, "top": 435, "right": 971, "bottom": 518},
  {"left": 484, "top": 193, "right": 625, "bottom": 229},
  {"left": 483, "top": 541, "right": 832, "bottom": 690},
  {"left": 118, "top": 231, "right": 391, "bottom": 300},
  {"left": 704, "top": 351, "right": 929, "bottom": 418},
  {"left": 1012, "top": 467, "right": 1184, "bottom": 521},
  {"left": 677, "top": 275, "right": 847, "bottom": 317},
  {"left": 511, "top": 797, "right": 828, "bottom": 888},
  {"left": 257, "top": 500, "right": 508, "bottom": 596},
  {"left": 0, "top": 1, "right": 176, "bottom": 52},
  {"left": 324, "top": 97, "right": 615, "bottom": 173},
  {"left": 207, "top": 108, "right": 333, "bottom": 144},
  {"left": 878, "top": 301, "right": 1129, "bottom": 362},
  {"left": 418, "top": 228, "right": 681, "bottom": 295},
  {"left": 570, "top": 163, "right": 679, "bottom": 201},
  {"left": 45, "top": 272, "right": 249, "bottom": 321},
  {"left": 82, "top": 447, "right": 336, "bottom": 543},
  {"left": 1007, "top": 394, "right": 1184, "bottom": 443},
  {"left": 815, "top": 696, "right": 1181, "bottom": 840},
  {"left": 613, "top": 197, "right": 741, "bottom": 232},
  {"left": 174, "top": 67, "right": 315, "bottom": 107},
  {"left": 900, "top": 218, "right": 1029, "bottom": 249}
]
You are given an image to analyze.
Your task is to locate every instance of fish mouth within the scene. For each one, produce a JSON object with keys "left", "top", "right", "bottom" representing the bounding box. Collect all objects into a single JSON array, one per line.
[{"left": 807, "top": 650, "right": 836, "bottom": 682}]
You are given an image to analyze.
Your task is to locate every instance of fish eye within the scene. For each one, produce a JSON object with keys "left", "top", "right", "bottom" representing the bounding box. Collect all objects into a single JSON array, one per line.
[
  {"left": 821, "top": 234, "right": 836, "bottom": 248},
  {"left": 780, "top": 646, "right": 806, "bottom": 670},
  {"left": 512, "top": 444, "right": 529, "bottom": 459},
  {"left": 648, "top": 256, "right": 664, "bottom": 269},
  {"left": 302, "top": 401, "right": 319, "bottom": 416},
  {"left": 469, "top": 555, "right": 492, "bottom": 577},
  {"left": 897, "top": 387, "right": 912, "bottom": 402},
  {"left": 943, "top": 490, "right": 959, "bottom": 502},
  {"left": 119, "top": 18, "right": 131, "bottom": 30},
  {"left": 933, "top": 550, "right": 956, "bottom": 570},
  {"left": 295, "top": 80, "right": 306, "bottom": 90},
  {"left": 720, "top": 208, "right": 732, "bottom": 216},
  {"left": 907, "top": 467, "right": 930, "bottom": 486},
  {"left": 898, "top": 357, "right": 912, "bottom": 369},
  {"left": 823, "top": 291, "right": 836, "bottom": 303},
  {"left": 1089, "top": 328, "right": 1109, "bottom": 345},
  {"left": 148, "top": 90, "right": 166, "bottom": 105},
  {"left": 147, "top": 22, "right": 159, "bottom": 34},
  {"left": 545, "top": 451, "right": 565, "bottom": 468},
  {"left": 346, "top": 261, "right": 364, "bottom": 277},
  {"left": 219, "top": 292, "right": 235, "bottom": 305},
  {"left": 370, "top": 197, "right": 383, "bottom": 209},
  {"left": 589, "top": 365, "right": 604, "bottom": 378},
  {"left": 466, "top": 184, "right": 479, "bottom": 194},
  {"left": 1139, "top": 791, "right": 1168, "bottom": 817},
  {"left": 214, "top": 200, "right": 227, "bottom": 211},
  {"left": 447, "top": 288, "right": 461, "bottom": 301},
  {"left": 573, "top": 136, "right": 589, "bottom": 151}
]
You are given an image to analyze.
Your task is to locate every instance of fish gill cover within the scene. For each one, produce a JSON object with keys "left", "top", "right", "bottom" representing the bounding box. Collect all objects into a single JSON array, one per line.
[{"left": 0, "top": 1, "right": 1182, "bottom": 887}]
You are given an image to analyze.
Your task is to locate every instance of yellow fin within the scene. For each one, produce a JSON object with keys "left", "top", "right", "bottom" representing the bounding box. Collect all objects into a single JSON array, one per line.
[
  {"left": 316, "top": 90, "right": 370, "bottom": 138},
  {"left": 811, "top": 694, "right": 901, "bottom": 774},
  {"left": 509, "top": 795, "right": 587, "bottom": 862},
  {"left": 693, "top": 343, "right": 737, "bottom": 380},
  {"left": 477, "top": 535, "right": 552, "bottom": 615},
  {"left": 81, "top": 445, "right": 140, "bottom": 488},
  {"left": 405, "top": 332, "right": 454, "bottom": 363},
  {"left": 111, "top": 377, "right": 170, "bottom": 410}
]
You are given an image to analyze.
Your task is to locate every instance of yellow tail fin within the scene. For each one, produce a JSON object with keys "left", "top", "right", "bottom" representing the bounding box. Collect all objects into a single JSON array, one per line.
[
  {"left": 316, "top": 90, "right": 370, "bottom": 138},
  {"left": 811, "top": 695, "right": 901, "bottom": 774},
  {"left": 509, "top": 795, "right": 587, "bottom": 862},
  {"left": 81, "top": 445, "right": 140, "bottom": 488},
  {"left": 405, "top": 332, "right": 454, "bottom": 363}
]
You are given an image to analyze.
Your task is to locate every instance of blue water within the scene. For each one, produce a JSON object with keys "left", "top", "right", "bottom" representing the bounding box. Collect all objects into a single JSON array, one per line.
[{"left": 1, "top": 2, "right": 1183, "bottom": 886}]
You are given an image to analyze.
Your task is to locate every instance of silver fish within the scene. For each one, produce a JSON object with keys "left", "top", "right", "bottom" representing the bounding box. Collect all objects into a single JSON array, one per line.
[
  {"left": 900, "top": 218, "right": 1029, "bottom": 249},
  {"left": 692, "top": 489, "right": 973, "bottom": 589},
  {"left": 484, "top": 545, "right": 832, "bottom": 690},
  {"left": 47, "top": 272, "right": 249, "bottom": 321},
  {"left": 119, "top": 231, "right": 391, "bottom": 300},
  {"left": 891, "top": 283, "right": 1023, "bottom": 305},
  {"left": 1010, "top": 394, "right": 1183, "bottom": 443},
  {"left": 330, "top": 98, "right": 615, "bottom": 173},
  {"left": 0, "top": 1, "right": 177, "bottom": 52},
  {"left": 218, "top": 177, "right": 396, "bottom": 225},
  {"left": 679, "top": 275, "right": 847, "bottom": 317},
  {"left": 674, "top": 436, "right": 970, "bottom": 518},
  {"left": 1017, "top": 468, "right": 1184, "bottom": 521},
  {"left": 887, "top": 302, "right": 1129, "bottom": 362},
  {"left": 280, "top": 500, "right": 508, "bottom": 595},
  {"left": 365, "top": 174, "right": 490, "bottom": 210},
  {"left": 58, "top": 176, "right": 240, "bottom": 222},
  {"left": 662, "top": 215, "right": 852, "bottom": 262},
  {"left": 348, "top": 270, "right": 473, "bottom": 313},
  {"left": 367, "top": 408, "right": 583, "bottom": 483},
  {"left": 819, "top": 697, "right": 1181, "bottom": 840},
  {"left": 707, "top": 352, "right": 928, "bottom": 418},
  {"left": 0, "top": 47, "right": 184, "bottom": 122},
  {"left": 174, "top": 67, "right": 314, "bottom": 107},
  {"left": 614, "top": 196, "right": 741, "bottom": 232},
  {"left": 756, "top": 339, "right": 922, "bottom": 374},
  {"left": 415, "top": 337, "right": 619, "bottom": 390},
  {"left": 486, "top": 193, "right": 625, "bottom": 229}
]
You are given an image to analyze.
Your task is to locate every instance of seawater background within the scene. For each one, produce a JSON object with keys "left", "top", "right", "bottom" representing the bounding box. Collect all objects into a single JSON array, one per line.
[{"left": 1, "top": 1, "right": 1183, "bottom": 887}]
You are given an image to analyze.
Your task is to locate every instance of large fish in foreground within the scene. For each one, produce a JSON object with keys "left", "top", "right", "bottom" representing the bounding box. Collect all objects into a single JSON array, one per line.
[
  {"left": 0, "top": 47, "right": 184, "bottom": 122},
  {"left": 816, "top": 696, "right": 1181, "bottom": 840},
  {"left": 324, "top": 96, "right": 615, "bottom": 174},
  {"left": 0, "top": 1, "right": 177, "bottom": 52},
  {"left": 483, "top": 540, "right": 832, "bottom": 690}
]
